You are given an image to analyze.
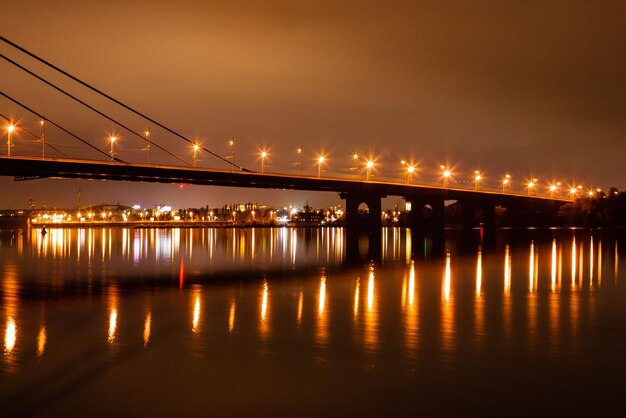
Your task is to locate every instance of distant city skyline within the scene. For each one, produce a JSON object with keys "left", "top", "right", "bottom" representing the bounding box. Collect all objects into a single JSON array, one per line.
[{"left": 2, "top": 0, "right": 625, "bottom": 207}]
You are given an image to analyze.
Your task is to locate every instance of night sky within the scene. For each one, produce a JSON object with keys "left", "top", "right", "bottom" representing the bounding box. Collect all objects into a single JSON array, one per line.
[{"left": 2, "top": 0, "right": 625, "bottom": 209}]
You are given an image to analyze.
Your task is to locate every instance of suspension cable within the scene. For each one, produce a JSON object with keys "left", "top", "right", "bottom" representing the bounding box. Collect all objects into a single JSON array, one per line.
[
  {"left": 0, "top": 53, "right": 190, "bottom": 167},
  {"left": 0, "top": 36, "right": 248, "bottom": 171},
  {"left": 0, "top": 91, "right": 124, "bottom": 162}
]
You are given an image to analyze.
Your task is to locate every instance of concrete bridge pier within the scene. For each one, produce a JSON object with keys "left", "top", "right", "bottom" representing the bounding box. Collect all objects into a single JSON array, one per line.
[
  {"left": 340, "top": 191, "right": 384, "bottom": 263},
  {"left": 405, "top": 196, "right": 445, "bottom": 257},
  {"left": 461, "top": 198, "right": 496, "bottom": 229},
  {"left": 406, "top": 197, "right": 445, "bottom": 230}
]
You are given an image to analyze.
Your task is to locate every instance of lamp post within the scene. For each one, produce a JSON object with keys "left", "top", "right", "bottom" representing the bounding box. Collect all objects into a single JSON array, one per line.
[
  {"left": 144, "top": 127, "right": 151, "bottom": 165},
  {"left": 502, "top": 174, "right": 511, "bottom": 193},
  {"left": 441, "top": 165, "right": 451, "bottom": 188},
  {"left": 366, "top": 160, "right": 374, "bottom": 181},
  {"left": 474, "top": 170, "right": 482, "bottom": 191},
  {"left": 527, "top": 178, "right": 537, "bottom": 196},
  {"left": 193, "top": 144, "right": 200, "bottom": 167},
  {"left": 549, "top": 182, "right": 561, "bottom": 198},
  {"left": 318, "top": 155, "right": 326, "bottom": 177},
  {"left": 406, "top": 164, "right": 415, "bottom": 184},
  {"left": 353, "top": 153, "right": 359, "bottom": 172},
  {"left": 109, "top": 135, "right": 117, "bottom": 161},
  {"left": 260, "top": 150, "right": 268, "bottom": 173},
  {"left": 40, "top": 119, "right": 46, "bottom": 159},
  {"left": 7, "top": 123, "right": 15, "bottom": 157},
  {"left": 228, "top": 138, "right": 235, "bottom": 164},
  {"left": 297, "top": 146, "right": 303, "bottom": 174}
]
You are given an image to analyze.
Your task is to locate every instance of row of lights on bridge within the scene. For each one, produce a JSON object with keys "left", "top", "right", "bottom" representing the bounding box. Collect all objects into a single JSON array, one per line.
[{"left": 2, "top": 122, "right": 601, "bottom": 199}]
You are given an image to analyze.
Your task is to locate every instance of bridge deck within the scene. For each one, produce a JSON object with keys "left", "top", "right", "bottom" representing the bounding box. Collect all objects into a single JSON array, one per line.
[{"left": 0, "top": 156, "right": 571, "bottom": 204}]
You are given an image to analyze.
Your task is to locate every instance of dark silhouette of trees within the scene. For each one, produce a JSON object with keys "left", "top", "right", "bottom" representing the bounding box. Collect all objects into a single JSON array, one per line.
[{"left": 559, "top": 188, "right": 626, "bottom": 227}]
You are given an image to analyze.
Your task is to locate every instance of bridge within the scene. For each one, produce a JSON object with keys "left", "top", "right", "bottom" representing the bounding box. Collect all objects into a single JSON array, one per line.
[
  {"left": 0, "top": 155, "right": 569, "bottom": 232},
  {"left": 0, "top": 35, "right": 573, "bottom": 241}
]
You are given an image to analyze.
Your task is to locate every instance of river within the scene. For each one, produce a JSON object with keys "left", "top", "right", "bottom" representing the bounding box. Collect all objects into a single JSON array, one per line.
[{"left": 1, "top": 227, "right": 624, "bottom": 417}]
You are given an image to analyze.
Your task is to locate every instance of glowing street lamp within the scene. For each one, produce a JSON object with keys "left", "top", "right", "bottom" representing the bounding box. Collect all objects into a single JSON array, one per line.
[
  {"left": 366, "top": 160, "right": 374, "bottom": 181},
  {"left": 441, "top": 165, "right": 451, "bottom": 188},
  {"left": 228, "top": 138, "right": 236, "bottom": 164},
  {"left": 406, "top": 164, "right": 416, "bottom": 184},
  {"left": 502, "top": 174, "right": 511, "bottom": 193},
  {"left": 297, "top": 146, "right": 303, "bottom": 174},
  {"left": 144, "top": 127, "right": 151, "bottom": 165},
  {"left": 318, "top": 155, "right": 326, "bottom": 177},
  {"left": 474, "top": 170, "right": 483, "bottom": 191},
  {"left": 260, "top": 150, "right": 268, "bottom": 172},
  {"left": 353, "top": 152, "right": 360, "bottom": 172},
  {"left": 40, "top": 119, "right": 46, "bottom": 159},
  {"left": 527, "top": 178, "right": 537, "bottom": 196},
  {"left": 109, "top": 135, "right": 117, "bottom": 161},
  {"left": 549, "top": 184, "right": 557, "bottom": 196},
  {"left": 6, "top": 123, "right": 15, "bottom": 157},
  {"left": 193, "top": 143, "right": 201, "bottom": 167},
  {"left": 549, "top": 182, "right": 561, "bottom": 197}
]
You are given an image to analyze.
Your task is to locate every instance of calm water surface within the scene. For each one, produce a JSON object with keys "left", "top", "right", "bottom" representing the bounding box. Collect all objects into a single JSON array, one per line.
[{"left": 1, "top": 227, "right": 625, "bottom": 417}]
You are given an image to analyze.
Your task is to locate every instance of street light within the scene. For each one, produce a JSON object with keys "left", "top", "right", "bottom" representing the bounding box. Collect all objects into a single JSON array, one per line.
[
  {"left": 144, "top": 127, "right": 151, "bottom": 165},
  {"left": 502, "top": 174, "right": 511, "bottom": 193},
  {"left": 318, "top": 155, "right": 326, "bottom": 177},
  {"left": 260, "top": 150, "right": 268, "bottom": 172},
  {"left": 549, "top": 182, "right": 561, "bottom": 197},
  {"left": 366, "top": 160, "right": 374, "bottom": 181},
  {"left": 297, "top": 146, "right": 303, "bottom": 174},
  {"left": 109, "top": 135, "right": 117, "bottom": 161},
  {"left": 193, "top": 143, "right": 200, "bottom": 167},
  {"left": 228, "top": 138, "right": 235, "bottom": 164},
  {"left": 406, "top": 164, "right": 415, "bottom": 184},
  {"left": 527, "top": 178, "right": 537, "bottom": 196},
  {"left": 474, "top": 170, "right": 482, "bottom": 191},
  {"left": 40, "top": 119, "right": 46, "bottom": 159},
  {"left": 549, "top": 184, "right": 557, "bottom": 197},
  {"left": 353, "top": 152, "right": 360, "bottom": 172},
  {"left": 441, "top": 165, "right": 451, "bottom": 188},
  {"left": 6, "top": 123, "right": 15, "bottom": 157}
]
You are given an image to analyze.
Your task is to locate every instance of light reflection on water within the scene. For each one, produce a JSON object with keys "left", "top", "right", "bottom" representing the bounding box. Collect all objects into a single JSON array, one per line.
[{"left": 0, "top": 227, "right": 625, "bottom": 416}]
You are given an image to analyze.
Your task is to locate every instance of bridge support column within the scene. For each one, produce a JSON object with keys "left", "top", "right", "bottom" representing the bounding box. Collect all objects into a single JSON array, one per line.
[
  {"left": 406, "top": 196, "right": 445, "bottom": 230},
  {"left": 340, "top": 192, "right": 383, "bottom": 263},
  {"left": 431, "top": 199, "right": 445, "bottom": 229},
  {"left": 462, "top": 200, "right": 478, "bottom": 227},
  {"left": 480, "top": 201, "right": 497, "bottom": 229}
]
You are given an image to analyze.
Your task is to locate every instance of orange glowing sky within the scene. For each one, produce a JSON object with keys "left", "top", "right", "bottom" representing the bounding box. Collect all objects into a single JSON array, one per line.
[{"left": 1, "top": 0, "right": 625, "bottom": 208}]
